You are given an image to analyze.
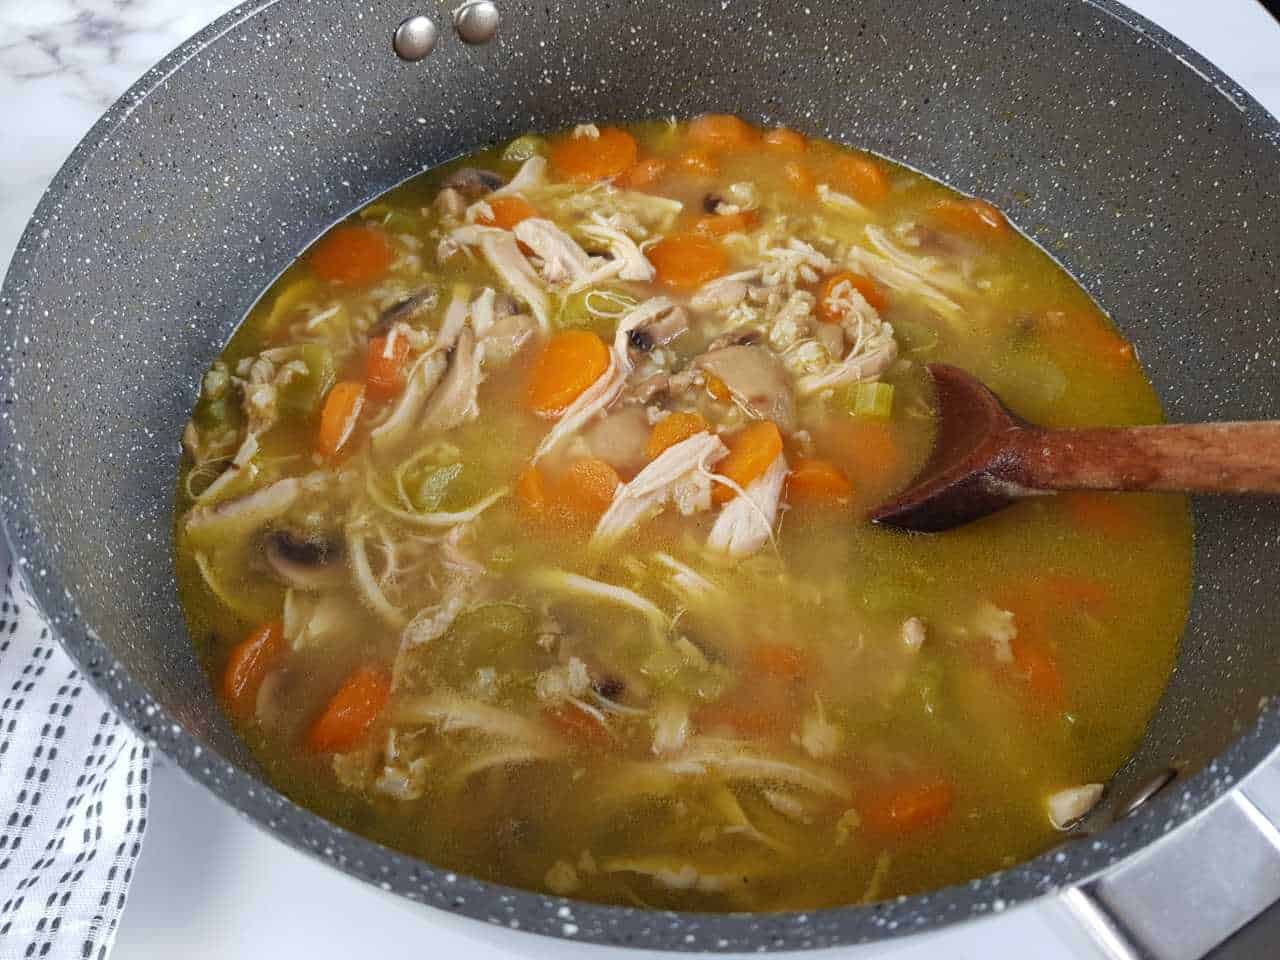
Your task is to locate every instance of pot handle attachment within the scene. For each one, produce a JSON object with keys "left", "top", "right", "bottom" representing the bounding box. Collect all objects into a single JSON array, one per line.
[{"left": 1043, "top": 753, "right": 1280, "bottom": 959}]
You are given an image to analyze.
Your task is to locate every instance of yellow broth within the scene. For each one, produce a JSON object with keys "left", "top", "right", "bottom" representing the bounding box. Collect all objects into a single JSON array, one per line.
[{"left": 175, "top": 117, "right": 1192, "bottom": 910}]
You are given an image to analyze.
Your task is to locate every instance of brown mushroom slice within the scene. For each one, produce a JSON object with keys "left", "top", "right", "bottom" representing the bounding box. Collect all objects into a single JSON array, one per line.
[
  {"left": 440, "top": 167, "right": 505, "bottom": 200},
  {"left": 262, "top": 529, "right": 348, "bottom": 591},
  {"left": 695, "top": 344, "right": 796, "bottom": 431},
  {"left": 373, "top": 286, "right": 438, "bottom": 334},
  {"left": 583, "top": 406, "right": 652, "bottom": 477}
]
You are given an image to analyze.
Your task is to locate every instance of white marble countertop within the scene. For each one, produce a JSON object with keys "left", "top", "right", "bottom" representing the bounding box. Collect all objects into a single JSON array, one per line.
[{"left": 2, "top": 2, "right": 1279, "bottom": 958}]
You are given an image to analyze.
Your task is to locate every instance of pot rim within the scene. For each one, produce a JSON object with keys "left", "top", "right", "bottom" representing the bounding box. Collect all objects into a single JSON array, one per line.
[{"left": 2, "top": 0, "right": 1279, "bottom": 950}]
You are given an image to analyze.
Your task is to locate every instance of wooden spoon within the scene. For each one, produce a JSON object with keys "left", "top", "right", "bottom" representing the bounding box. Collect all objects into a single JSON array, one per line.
[{"left": 869, "top": 363, "right": 1280, "bottom": 532}]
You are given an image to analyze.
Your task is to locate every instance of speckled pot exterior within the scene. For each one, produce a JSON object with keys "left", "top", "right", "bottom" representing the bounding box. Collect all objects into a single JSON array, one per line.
[{"left": 2, "top": 0, "right": 1280, "bottom": 950}]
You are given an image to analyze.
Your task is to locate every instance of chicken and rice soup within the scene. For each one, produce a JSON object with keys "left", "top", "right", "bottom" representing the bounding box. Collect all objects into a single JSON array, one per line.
[{"left": 176, "top": 116, "right": 1192, "bottom": 910}]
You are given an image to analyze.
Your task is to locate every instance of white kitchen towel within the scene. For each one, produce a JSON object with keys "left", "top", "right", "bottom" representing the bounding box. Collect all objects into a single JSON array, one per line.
[{"left": 0, "top": 561, "right": 149, "bottom": 960}]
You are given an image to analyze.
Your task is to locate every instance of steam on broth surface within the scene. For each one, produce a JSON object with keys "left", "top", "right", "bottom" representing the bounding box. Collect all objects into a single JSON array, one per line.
[{"left": 176, "top": 116, "right": 1192, "bottom": 910}]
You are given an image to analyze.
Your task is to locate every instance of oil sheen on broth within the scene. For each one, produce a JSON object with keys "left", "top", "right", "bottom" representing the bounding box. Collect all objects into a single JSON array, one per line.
[{"left": 175, "top": 116, "right": 1192, "bottom": 911}]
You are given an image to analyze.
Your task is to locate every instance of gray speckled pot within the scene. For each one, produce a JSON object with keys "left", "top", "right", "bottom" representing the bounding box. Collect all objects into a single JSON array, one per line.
[{"left": 2, "top": 0, "right": 1280, "bottom": 952}]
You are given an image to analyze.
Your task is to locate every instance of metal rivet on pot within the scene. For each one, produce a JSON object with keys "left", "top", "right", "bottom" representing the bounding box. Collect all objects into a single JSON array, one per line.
[
  {"left": 1121, "top": 768, "right": 1178, "bottom": 817},
  {"left": 454, "top": 1, "right": 500, "bottom": 45},
  {"left": 392, "top": 15, "right": 439, "bottom": 61}
]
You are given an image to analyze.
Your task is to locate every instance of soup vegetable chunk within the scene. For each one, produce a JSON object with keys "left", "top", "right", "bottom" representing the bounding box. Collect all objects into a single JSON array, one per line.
[{"left": 176, "top": 117, "right": 1192, "bottom": 910}]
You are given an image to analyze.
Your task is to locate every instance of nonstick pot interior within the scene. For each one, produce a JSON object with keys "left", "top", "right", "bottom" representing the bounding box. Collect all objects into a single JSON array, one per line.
[{"left": 2, "top": 0, "right": 1280, "bottom": 950}]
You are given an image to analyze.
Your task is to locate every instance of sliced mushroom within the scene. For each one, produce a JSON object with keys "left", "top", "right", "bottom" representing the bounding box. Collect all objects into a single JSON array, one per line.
[
  {"left": 441, "top": 167, "right": 505, "bottom": 200},
  {"left": 583, "top": 406, "right": 652, "bottom": 477},
  {"left": 262, "top": 528, "right": 348, "bottom": 591},
  {"left": 373, "top": 286, "right": 438, "bottom": 334},
  {"left": 696, "top": 344, "right": 796, "bottom": 431},
  {"left": 483, "top": 312, "right": 537, "bottom": 367}
]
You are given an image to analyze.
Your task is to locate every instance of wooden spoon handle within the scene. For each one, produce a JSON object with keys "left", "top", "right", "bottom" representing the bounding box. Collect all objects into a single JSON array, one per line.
[{"left": 1012, "top": 422, "right": 1280, "bottom": 494}]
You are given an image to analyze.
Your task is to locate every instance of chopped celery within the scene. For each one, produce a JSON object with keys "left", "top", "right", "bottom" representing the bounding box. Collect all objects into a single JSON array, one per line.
[
  {"left": 359, "top": 202, "right": 420, "bottom": 233},
  {"left": 556, "top": 288, "right": 638, "bottom": 335},
  {"left": 851, "top": 381, "right": 895, "bottom": 419},
  {"left": 261, "top": 276, "right": 317, "bottom": 333},
  {"left": 278, "top": 343, "right": 336, "bottom": 415},
  {"left": 503, "top": 134, "right": 547, "bottom": 164},
  {"left": 412, "top": 463, "right": 464, "bottom": 512}
]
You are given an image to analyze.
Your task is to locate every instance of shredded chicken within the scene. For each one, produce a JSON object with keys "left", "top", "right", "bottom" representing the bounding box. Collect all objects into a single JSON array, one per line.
[
  {"left": 577, "top": 213, "right": 655, "bottom": 281},
  {"left": 514, "top": 218, "right": 594, "bottom": 284},
  {"left": 706, "top": 454, "right": 788, "bottom": 559}
]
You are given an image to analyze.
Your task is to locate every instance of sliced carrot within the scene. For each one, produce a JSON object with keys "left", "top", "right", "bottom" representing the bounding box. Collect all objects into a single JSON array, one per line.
[
  {"left": 783, "top": 160, "right": 817, "bottom": 195},
  {"left": 646, "top": 412, "right": 709, "bottom": 460},
  {"left": 526, "top": 330, "right": 611, "bottom": 417},
  {"left": 1040, "top": 311, "right": 1137, "bottom": 370},
  {"left": 687, "top": 114, "right": 759, "bottom": 150},
  {"left": 1059, "top": 491, "right": 1146, "bottom": 539},
  {"left": 763, "top": 127, "right": 807, "bottom": 153},
  {"left": 829, "top": 154, "right": 890, "bottom": 205},
  {"left": 307, "top": 666, "right": 391, "bottom": 753},
  {"left": 557, "top": 458, "right": 621, "bottom": 519},
  {"left": 673, "top": 147, "right": 720, "bottom": 178},
  {"left": 648, "top": 233, "right": 727, "bottom": 289},
  {"left": 930, "top": 196, "right": 1009, "bottom": 239},
  {"left": 310, "top": 224, "right": 393, "bottom": 286},
  {"left": 616, "top": 156, "right": 668, "bottom": 190},
  {"left": 863, "top": 776, "right": 955, "bottom": 834},
  {"left": 316, "top": 380, "right": 366, "bottom": 460},
  {"left": 365, "top": 334, "right": 411, "bottom": 403},
  {"left": 516, "top": 463, "right": 550, "bottom": 515},
  {"left": 787, "top": 458, "right": 854, "bottom": 507},
  {"left": 550, "top": 126, "right": 639, "bottom": 183},
  {"left": 544, "top": 703, "right": 612, "bottom": 748},
  {"left": 835, "top": 421, "right": 900, "bottom": 483},
  {"left": 713, "top": 420, "right": 785, "bottom": 504},
  {"left": 478, "top": 194, "right": 539, "bottom": 230},
  {"left": 692, "top": 210, "right": 759, "bottom": 237},
  {"left": 705, "top": 373, "right": 731, "bottom": 402},
  {"left": 1011, "top": 633, "right": 1065, "bottom": 707},
  {"left": 222, "top": 622, "right": 284, "bottom": 720},
  {"left": 818, "top": 271, "right": 888, "bottom": 319},
  {"left": 750, "top": 644, "right": 809, "bottom": 682}
]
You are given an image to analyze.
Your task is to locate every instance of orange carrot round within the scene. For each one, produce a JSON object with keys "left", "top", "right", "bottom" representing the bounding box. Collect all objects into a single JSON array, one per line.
[
  {"left": 864, "top": 777, "right": 955, "bottom": 833},
  {"left": 648, "top": 233, "right": 728, "bottom": 290},
  {"left": 750, "top": 643, "right": 809, "bottom": 681},
  {"left": 687, "top": 114, "right": 759, "bottom": 150},
  {"left": 222, "top": 622, "right": 283, "bottom": 719},
  {"left": 307, "top": 666, "right": 391, "bottom": 753},
  {"left": 550, "top": 127, "right": 639, "bottom": 183},
  {"left": 544, "top": 703, "right": 613, "bottom": 747},
  {"left": 316, "top": 380, "right": 366, "bottom": 460},
  {"left": 693, "top": 210, "right": 759, "bottom": 237},
  {"left": 818, "top": 271, "right": 888, "bottom": 319},
  {"left": 705, "top": 373, "right": 731, "bottom": 402},
  {"left": 930, "top": 196, "right": 1009, "bottom": 239},
  {"left": 478, "top": 194, "right": 539, "bottom": 230},
  {"left": 365, "top": 334, "right": 411, "bottom": 403},
  {"left": 526, "top": 330, "right": 611, "bottom": 416},
  {"left": 713, "top": 420, "right": 784, "bottom": 504},
  {"left": 616, "top": 156, "right": 668, "bottom": 190},
  {"left": 783, "top": 160, "right": 817, "bottom": 195},
  {"left": 763, "top": 127, "right": 807, "bottom": 153},
  {"left": 673, "top": 147, "right": 720, "bottom": 178},
  {"left": 310, "top": 224, "right": 393, "bottom": 286},
  {"left": 1058, "top": 491, "right": 1146, "bottom": 539},
  {"left": 787, "top": 458, "right": 854, "bottom": 506},
  {"left": 829, "top": 154, "right": 890, "bottom": 205},
  {"left": 516, "top": 463, "right": 549, "bottom": 514},
  {"left": 646, "top": 412, "right": 709, "bottom": 460},
  {"left": 557, "top": 458, "right": 621, "bottom": 519}
]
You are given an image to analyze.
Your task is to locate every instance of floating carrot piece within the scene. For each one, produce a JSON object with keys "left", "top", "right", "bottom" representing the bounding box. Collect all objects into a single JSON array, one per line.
[
  {"left": 783, "top": 160, "right": 816, "bottom": 195},
  {"left": 1040, "top": 311, "right": 1137, "bottom": 370},
  {"left": 557, "top": 458, "right": 621, "bottom": 519},
  {"left": 787, "top": 458, "right": 854, "bottom": 506},
  {"left": 515, "top": 464, "right": 550, "bottom": 514},
  {"left": 646, "top": 411, "right": 709, "bottom": 460},
  {"left": 673, "top": 147, "right": 720, "bottom": 177},
  {"left": 648, "top": 233, "right": 728, "bottom": 289},
  {"left": 763, "top": 127, "right": 807, "bottom": 153},
  {"left": 705, "top": 373, "right": 731, "bottom": 402},
  {"left": 222, "top": 622, "right": 284, "bottom": 719},
  {"left": 830, "top": 154, "right": 890, "bottom": 205},
  {"left": 478, "top": 194, "right": 539, "bottom": 230},
  {"left": 693, "top": 210, "right": 759, "bottom": 237},
  {"left": 526, "top": 330, "right": 611, "bottom": 416},
  {"left": 750, "top": 644, "right": 809, "bottom": 681},
  {"left": 616, "top": 156, "right": 668, "bottom": 190},
  {"left": 316, "top": 380, "right": 366, "bottom": 460},
  {"left": 713, "top": 420, "right": 784, "bottom": 504},
  {"left": 1011, "top": 633, "right": 1065, "bottom": 707},
  {"left": 835, "top": 421, "right": 900, "bottom": 484},
  {"left": 863, "top": 776, "right": 955, "bottom": 833},
  {"left": 1059, "top": 491, "right": 1146, "bottom": 539},
  {"left": 818, "top": 271, "right": 888, "bottom": 319},
  {"left": 687, "top": 113, "right": 759, "bottom": 150},
  {"left": 544, "top": 703, "right": 612, "bottom": 748},
  {"left": 550, "top": 126, "right": 639, "bottom": 183},
  {"left": 309, "top": 224, "right": 393, "bottom": 286},
  {"left": 930, "top": 196, "right": 1009, "bottom": 239},
  {"left": 365, "top": 335, "right": 411, "bottom": 403},
  {"left": 307, "top": 666, "right": 391, "bottom": 753}
]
